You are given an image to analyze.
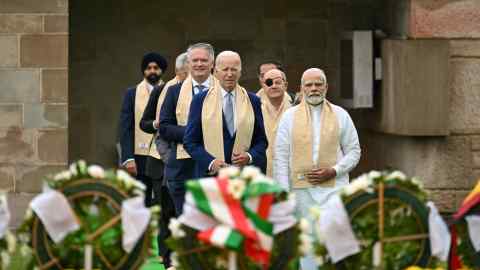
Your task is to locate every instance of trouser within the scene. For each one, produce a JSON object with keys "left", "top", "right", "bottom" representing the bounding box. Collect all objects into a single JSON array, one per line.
[
  {"left": 166, "top": 178, "right": 187, "bottom": 215},
  {"left": 153, "top": 182, "right": 175, "bottom": 267},
  {"left": 146, "top": 157, "right": 176, "bottom": 267},
  {"left": 136, "top": 173, "right": 153, "bottom": 207}
]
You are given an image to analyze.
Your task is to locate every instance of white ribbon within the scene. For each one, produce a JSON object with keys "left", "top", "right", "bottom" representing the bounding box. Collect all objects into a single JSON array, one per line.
[
  {"left": 466, "top": 215, "right": 480, "bottom": 252},
  {"left": 30, "top": 190, "right": 80, "bottom": 243},
  {"left": 121, "top": 196, "right": 151, "bottom": 253},
  {"left": 427, "top": 202, "right": 451, "bottom": 261},
  {"left": 0, "top": 194, "right": 10, "bottom": 238},
  {"left": 318, "top": 195, "right": 361, "bottom": 263},
  {"left": 268, "top": 198, "right": 297, "bottom": 234},
  {"left": 179, "top": 194, "right": 218, "bottom": 231}
]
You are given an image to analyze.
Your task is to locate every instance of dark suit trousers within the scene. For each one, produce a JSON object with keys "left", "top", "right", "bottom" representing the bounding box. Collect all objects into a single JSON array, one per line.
[
  {"left": 167, "top": 178, "right": 186, "bottom": 215},
  {"left": 145, "top": 156, "right": 175, "bottom": 267}
]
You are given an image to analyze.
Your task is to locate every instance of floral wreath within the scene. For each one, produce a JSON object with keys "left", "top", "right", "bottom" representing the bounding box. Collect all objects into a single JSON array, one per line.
[
  {"left": 449, "top": 181, "right": 480, "bottom": 270},
  {"left": 16, "top": 160, "right": 160, "bottom": 270},
  {"left": 311, "top": 170, "right": 444, "bottom": 270},
  {"left": 167, "top": 166, "right": 310, "bottom": 270},
  {"left": 0, "top": 230, "right": 16, "bottom": 269}
]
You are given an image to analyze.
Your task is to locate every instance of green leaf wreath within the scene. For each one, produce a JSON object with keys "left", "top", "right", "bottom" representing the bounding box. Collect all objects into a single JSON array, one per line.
[
  {"left": 311, "top": 170, "right": 443, "bottom": 270},
  {"left": 16, "top": 160, "right": 160, "bottom": 270},
  {"left": 455, "top": 218, "right": 480, "bottom": 269}
]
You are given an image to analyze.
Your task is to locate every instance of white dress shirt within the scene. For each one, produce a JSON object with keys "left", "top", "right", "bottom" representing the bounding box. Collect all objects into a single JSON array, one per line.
[
  {"left": 192, "top": 77, "right": 211, "bottom": 95},
  {"left": 146, "top": 82, "right": 154, "bottom": 93},
  {"left": 273, "top": 102, "right": 361, "bottom": 205}
]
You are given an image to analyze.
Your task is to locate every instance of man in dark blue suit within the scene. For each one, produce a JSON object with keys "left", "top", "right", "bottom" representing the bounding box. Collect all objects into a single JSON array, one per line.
[
  {"left": 119, "top": 52, "right": 167, "bottom": 206},
  {"left": 183, "top": 51, "right": 268, "bottom": 177},
  {"left": 159, "top": 43, "right": 215, "bottom": 214}
]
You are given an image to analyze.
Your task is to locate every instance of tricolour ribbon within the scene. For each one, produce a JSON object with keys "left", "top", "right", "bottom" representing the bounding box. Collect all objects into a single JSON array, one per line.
[{"left": 179, "top": 176, "right": 296, "bottom": 268}]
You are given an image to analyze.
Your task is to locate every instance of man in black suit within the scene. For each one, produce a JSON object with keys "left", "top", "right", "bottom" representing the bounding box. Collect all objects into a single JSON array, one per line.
[
  {"left": 139, "top": 52, "right": 188, "bottom": 268},
  {"left": 159, "top": 43, "right": 215, "bottom": 214},
  {"left": 118, "top": 52, "right": 167, "bottom": 206}
]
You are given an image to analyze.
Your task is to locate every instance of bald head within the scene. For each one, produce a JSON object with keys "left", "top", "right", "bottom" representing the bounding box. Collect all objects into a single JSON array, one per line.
[
  {"left": 215, "top": 50, "right": 242, "bottom": 91},
  {"left": 301, "top": 68, "right": 327, "bottom": 85},
  {"left": 263, "top": 68, "right": 287, "bottom": 102},
  {"left": 264, "top": 69, "right": 286, "bottom": 82}
]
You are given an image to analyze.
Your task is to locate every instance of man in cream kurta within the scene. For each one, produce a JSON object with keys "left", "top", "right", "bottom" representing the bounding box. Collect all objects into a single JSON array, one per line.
[
  {"left": 273, "top": 68, "right": 361, "bottom": 270},
  {"left": 261, "top": 68, "right": 291, "bottom": 177}
]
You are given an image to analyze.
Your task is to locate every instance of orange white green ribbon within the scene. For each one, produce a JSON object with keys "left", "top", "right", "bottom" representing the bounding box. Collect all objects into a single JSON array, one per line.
[{"left": 180, "top": 176, "right": 291, "bottom": 267}]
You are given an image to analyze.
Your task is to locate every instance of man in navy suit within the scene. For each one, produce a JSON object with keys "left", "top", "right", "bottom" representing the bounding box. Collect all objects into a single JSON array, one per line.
[
  {"left": 183, "top": 51, "right": 268, "bottom": 177},
  {"left": 159, "top": 43, "right": 215, "bottom": 214},
  {"left": 119, "top": 52, "right": 167, "bottom": 206}
]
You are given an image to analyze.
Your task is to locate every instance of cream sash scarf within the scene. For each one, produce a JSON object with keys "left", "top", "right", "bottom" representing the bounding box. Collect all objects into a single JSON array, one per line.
[
  {"left": 202, "top": 83, "right": 255, "bottom": 161},
  {"left": 155, "top": 77, "right": 180, "bottom": 122},
  {"left": 175, "top": 76, "right": 216, "bottom": 159},
  {"left": 145, "top": 77, "right": 179, "bottom": 159},
  {"left": 291, "top": 99, "right": 339, "bottom": 188},
  {"left": 135, "top": 79, "right": 159, "bottom": 156},
  {"left": 262, "top": 94, "right": 291, "bottom": 177}
]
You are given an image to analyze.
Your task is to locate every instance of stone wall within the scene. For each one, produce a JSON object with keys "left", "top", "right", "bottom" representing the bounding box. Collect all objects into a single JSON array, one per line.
[
  {"left": 355, "top": 0, "right": 480, "bottom": 212},
  {"left": 0, "top": 0, "right": 69, "bottom": 226},
  {"left": 1, "top": 0, "right": 479, "bottom": 226}
]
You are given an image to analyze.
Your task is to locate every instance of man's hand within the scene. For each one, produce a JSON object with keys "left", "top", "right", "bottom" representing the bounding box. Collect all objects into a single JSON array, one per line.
[
  {"left": 232, "top": 152, "right": 250, "bottom": 167},
  {"left": 305, "top": 168, "right": 336, "bottom": 185},
  {"left": 124, "top": 160, "right": 137, "bottom": 176},
  {"left": 153, "top": 120, "right": 159, "bottom": 130},
  {"left": 210, "top": 159, "right": 228, "bottom": 174}
]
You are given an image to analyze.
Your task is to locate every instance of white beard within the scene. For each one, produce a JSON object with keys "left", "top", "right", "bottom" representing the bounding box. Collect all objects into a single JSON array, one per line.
[{"left": 306, "top": 94, "right": 325, "bottom": 106}]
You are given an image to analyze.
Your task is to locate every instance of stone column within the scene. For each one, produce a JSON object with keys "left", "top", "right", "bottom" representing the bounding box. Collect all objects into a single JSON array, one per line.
[{"left": 0, "top": 0, "right": 69, "bottom": 227}]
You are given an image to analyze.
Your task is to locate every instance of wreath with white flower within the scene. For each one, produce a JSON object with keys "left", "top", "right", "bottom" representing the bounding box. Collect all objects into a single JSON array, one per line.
[
  {"left": 311, "top": 170, "right": 440, "bottom": 270},
  {"left": 0, "top": 230, "right": 16, "bottom": 269},
  {"left": 167, "top": 166, "right": 306, "bottom": 270},
  {"left": 16, "top": 160, "right": 160, "bottom": 270}
]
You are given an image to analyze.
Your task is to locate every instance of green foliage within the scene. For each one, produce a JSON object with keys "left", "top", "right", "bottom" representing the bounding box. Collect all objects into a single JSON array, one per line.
[
  {"left": 456, "top": 220, "right": 478, "bottom": 268},
  {"left": 314, "top": 171, "right": 433, "bottom": 269},
  {"left": 14, "top": 161, "right": 158, "bottom": 270}
]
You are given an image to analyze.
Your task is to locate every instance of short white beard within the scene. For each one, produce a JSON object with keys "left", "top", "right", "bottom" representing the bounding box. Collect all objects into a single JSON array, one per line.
[{"left": 306, "top": 95, "right": 324, "bottom": 106}]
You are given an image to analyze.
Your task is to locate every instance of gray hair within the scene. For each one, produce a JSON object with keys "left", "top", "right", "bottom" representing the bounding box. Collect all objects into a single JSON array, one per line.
[
  {"left": 215, "top": 50, "right": 242, "bottom": 70},
  {"left": 175, "top": 52, "right": 188, "bottom": 70},
  {"left": 187, "top": 43, "right": 215, "bottom": 61},
  {"left": 301, "top": 68, "right": 327, "bottom": 85}
]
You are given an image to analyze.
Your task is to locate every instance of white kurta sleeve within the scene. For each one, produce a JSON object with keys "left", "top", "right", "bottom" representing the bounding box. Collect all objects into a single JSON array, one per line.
[
  {"left": 333, "top": 111, "right": 361, "bottom": 177},
  {"left": 273, "top": 111, "right": 292, "bottom": 191}
]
